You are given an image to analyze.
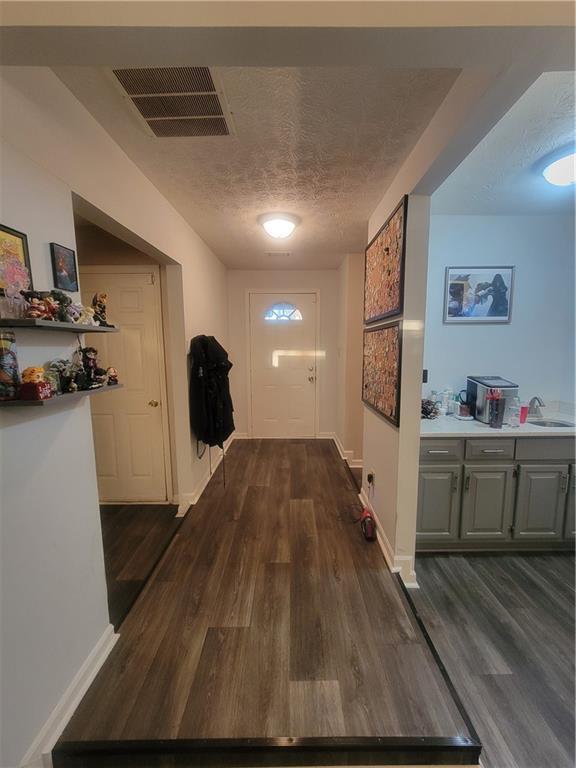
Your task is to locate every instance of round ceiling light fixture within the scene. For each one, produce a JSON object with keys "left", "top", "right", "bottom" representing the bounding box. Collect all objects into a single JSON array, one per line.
[
  {"left": 542, "top": 151, "right": 576, "bottom": 186},
  {"left": 259, "top": 213, "right": 300, "bottom": 239}
]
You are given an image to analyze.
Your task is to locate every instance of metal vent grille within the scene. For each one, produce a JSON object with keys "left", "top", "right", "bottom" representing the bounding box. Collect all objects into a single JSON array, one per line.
[
  {"left": 132, "top": 94, "right": 223, "bottom": 119},
  {"left": 111, "top": 66, "right": 232, "bottom": 137},
  {"left": 265, "top": 252, "right": 292, "bottom": 258},
  {"left": 148, "top": 117, "right": 229, "bottom": 138},
  {"left": 113, "top": 66, "right": 215, "bottom": 96}
]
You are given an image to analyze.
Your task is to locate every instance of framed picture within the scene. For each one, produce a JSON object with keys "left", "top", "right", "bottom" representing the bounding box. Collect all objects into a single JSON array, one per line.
[
  {"left": 443, "top": 266, "right": 514, "bottom": 324},
  {"left": 362, "top": 321, "right": 402, "bottom": 427},
  {"left": 0, "top": 224, "right": 32, "bottom": 294},
  {"left": 50, "top": 243, "right": 79, "bottom": 292},
  {"left": 364, "top": 195, "right": 408, "bottom": 324}
]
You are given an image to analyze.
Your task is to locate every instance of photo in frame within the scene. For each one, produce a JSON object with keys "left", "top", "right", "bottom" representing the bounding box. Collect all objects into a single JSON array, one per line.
[
  {"left": 443, "top": 266, "right": 514, "bottom": 324},
  {"left": 364, "top": 195, "right": 407, "bottom": 324},
  {"left": 50, "top": 243, "right": 79, "bottom": 292},
  {"left": 362, "top": 321, "right": 402, "bottom": 427},
  {"left": 0, "top": 224, "right": 32, "bottom": 294}
]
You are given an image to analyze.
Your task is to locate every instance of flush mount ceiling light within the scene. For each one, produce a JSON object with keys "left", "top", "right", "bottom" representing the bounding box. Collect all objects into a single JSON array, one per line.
[
  {"left": 259, "top": 213, "right": 300, "bottom": 239},
  {"left": 542, "top": 151, "right": 576, "bottom": 186}
]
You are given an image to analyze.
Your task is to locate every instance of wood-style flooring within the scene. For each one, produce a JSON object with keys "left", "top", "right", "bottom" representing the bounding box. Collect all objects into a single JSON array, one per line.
[
  {"left": 100, "top": 503, "right": 181, "bottom": 629},
  {"left": 58, "top": 440, "right": 472, "bottom": 761},
  {"left": 412, "top": 553, "right": 575, "bottom": 768}
]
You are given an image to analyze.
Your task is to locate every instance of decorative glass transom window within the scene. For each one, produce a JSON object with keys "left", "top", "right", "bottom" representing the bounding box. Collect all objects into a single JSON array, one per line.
[{"left": 264, "top": 302, "right": 303, "bottom": 321}]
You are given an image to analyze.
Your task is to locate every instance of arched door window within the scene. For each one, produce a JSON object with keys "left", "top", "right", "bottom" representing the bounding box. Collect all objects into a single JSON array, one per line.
[{"left": 263, "top": 302, "right": 303, "bottom": 321}]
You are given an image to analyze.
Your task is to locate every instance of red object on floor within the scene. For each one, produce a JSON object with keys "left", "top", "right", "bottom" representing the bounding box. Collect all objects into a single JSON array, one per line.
[{"left": 360, "top": 508, "right": 377, "bottom": 541}]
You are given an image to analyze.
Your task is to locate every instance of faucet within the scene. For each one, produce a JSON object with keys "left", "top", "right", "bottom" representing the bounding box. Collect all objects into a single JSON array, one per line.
[{"left": 528, "top": 396, "right": 546, "bottom": 418}]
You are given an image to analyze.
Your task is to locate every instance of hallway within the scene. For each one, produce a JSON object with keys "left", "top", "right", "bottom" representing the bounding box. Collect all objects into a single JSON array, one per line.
[{"left": 56, "top": 439, "right": 474, "bottom": 765}]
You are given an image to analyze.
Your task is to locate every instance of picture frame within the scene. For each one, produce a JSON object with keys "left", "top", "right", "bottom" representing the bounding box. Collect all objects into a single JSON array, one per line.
[
  {"left": 443, "top": 266, "right": 514, "bottom": 324},
  {"left": 0, "top": 224, "right": 32, "bottom": 294},
  {"left": 50, "top": 242, "right": 79, "bottom": 292},
  {"left": 364, "top": 195, "right": 408, "bottom": 324},
  {"left": 362, "top": 320, "right": 402, "bottom": 427}
]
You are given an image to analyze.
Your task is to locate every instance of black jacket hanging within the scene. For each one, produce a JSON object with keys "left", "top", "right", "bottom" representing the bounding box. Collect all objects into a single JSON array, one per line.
[{"left": 188, "top": 335, "right": 235, "bottom": 448}]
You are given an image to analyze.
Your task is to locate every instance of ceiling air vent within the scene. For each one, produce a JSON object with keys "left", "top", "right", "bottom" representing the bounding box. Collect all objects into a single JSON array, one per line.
[
  {"left": 110, "top": 66, "right": 233, "bottom": 138},
  {"left": 265, "top": 252, "right": 292, "bottom": 258}
]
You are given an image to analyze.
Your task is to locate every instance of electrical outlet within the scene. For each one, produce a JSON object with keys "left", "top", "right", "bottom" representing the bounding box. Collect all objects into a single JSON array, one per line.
[{"left": 367, "top": 472, "right": 375, "bottom": 485}]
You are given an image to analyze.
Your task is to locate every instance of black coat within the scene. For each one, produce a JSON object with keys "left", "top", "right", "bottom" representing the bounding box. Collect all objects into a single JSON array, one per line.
[{"left": 188, "top": 335, "right": 235, "bottom": 448}]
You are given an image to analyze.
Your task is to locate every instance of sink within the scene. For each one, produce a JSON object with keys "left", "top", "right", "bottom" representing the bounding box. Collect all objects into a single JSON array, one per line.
[{"left": 529, "top": 419, "right": 575, "bottom": 428}]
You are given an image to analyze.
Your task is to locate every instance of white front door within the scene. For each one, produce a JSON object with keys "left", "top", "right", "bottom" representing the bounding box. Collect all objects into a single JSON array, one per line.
[
  {"left": 81, "top": 269, "right": 168, "bottom": 502},
  {"left": 249, "top": 292, "right": 317, "bottom": 438}
]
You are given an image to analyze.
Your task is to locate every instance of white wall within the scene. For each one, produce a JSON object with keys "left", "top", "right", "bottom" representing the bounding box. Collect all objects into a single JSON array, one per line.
[
  {"left": 227, "top": 269, "right": 339, "bottom": 437},
  {"left": 336, "top": 254, "right": 364, "bottom": 461},
  {"left": 424, "top": 213, "right": 575, "bottom": 404},
  {"left": 0, "top": 141, "right": 110, "bottom": 768}
]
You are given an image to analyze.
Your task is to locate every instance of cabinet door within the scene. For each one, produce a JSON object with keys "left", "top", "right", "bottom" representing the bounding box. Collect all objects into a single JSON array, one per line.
[
  {"left": 417, "top": 464, "right": 461, "bottom": 542},
  {"left": 564, "top": 464, "right": 575, "bottom": 540},
  {"left": 461, "top": 464, "right": 515, "bottom": 540},
  {"left": 514, "top": 464, "right": 569, "bottom": 539}
]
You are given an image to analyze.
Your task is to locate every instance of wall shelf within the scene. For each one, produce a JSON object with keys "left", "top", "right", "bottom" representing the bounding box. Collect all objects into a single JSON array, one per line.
[
  {"left": 0, "top": 384, "right": 123, "bottom": 408},
  {"left": 0, "top": 319, "right": 119, "bottom": 333}
]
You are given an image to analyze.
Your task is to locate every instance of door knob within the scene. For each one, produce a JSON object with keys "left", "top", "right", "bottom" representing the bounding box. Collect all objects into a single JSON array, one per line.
[
  {"left": 148, "top": 399, "right": 159, "bottom": 407},
  {"left": 308, "top": 376, "right": 315, "bottom": 383}
]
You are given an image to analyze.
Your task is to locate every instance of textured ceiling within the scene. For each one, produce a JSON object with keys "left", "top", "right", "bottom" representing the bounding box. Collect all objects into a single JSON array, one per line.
[
  {"left": 433, "top": 71, "right": 576, "bottom": 216},
  {"left": 55, "top": 66, "right": 458, "bottom": 268}
]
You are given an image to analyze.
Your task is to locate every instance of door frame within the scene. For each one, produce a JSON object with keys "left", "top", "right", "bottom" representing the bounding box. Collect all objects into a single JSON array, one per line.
[
  {"left": 79, "top": 264, "right": 174, "bottom": 503},
  {"left": 246, "top": 289, "right": 321, "bottom": 439}
]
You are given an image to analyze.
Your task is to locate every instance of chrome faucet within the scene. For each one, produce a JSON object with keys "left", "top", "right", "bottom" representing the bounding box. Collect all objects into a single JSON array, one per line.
[{"left": 528, "top": 396, "right": 546, "bottom": 418}]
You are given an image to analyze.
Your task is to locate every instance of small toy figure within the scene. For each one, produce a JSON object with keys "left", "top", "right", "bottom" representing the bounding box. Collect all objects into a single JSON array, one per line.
[
  {"left": 20, "top": 366, "right": 53, "bottom": 401},
  {"left": 91, "top": 293, "right": 112, "bottom": 327},
  {"left": 0, "top": 331, "right": 20, "bottom": 401},
  {"left": 26, "top": 296, "right": 60, "bottom": 321},
  {"left": 77, "top": 305, "right": 96, "bottom": 326},
  {"left": 80, "top": 346, "right": 107, "bottom": 389},
  {"left": 49, "top": 290, "right": 72, "bottom": 323},
  {"left": 106, "top": 366, "right": 119, "bottom": 386}
]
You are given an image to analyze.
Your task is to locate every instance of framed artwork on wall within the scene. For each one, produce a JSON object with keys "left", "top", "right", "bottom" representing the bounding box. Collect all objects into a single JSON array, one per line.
[
  {"left": 50, "top": 242, "right": 79, "bottom": 292},
  {"left": 364, "top": 195, "right": 408, "bottom": 324},
  {"left": 0, "top": 224, "right": 32, "bottom": 295},
  {"left": 362, "top": 320, "right": 402, "bottom": 427},
  {"left": 443, "top": 266, "right": 514, "bottom": 324}
]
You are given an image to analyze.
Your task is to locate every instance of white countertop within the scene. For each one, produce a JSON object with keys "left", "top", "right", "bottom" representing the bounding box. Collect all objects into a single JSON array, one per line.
[{"left": 421, "top": 412, "right": 576, "bottom": 438}]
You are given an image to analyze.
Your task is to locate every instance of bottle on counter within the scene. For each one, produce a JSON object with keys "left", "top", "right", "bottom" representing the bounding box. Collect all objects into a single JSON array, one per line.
[{"left": 508, "top": 396, "right": 521, "bottom": 428}]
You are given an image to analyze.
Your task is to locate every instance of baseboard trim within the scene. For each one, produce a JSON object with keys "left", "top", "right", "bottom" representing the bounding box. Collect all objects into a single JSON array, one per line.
[
  {"left": 20, "top": 624, "right": 118, "bottom": 768},
  {"left": 184, "top": 432, "right": 240, "bottom": 509},
  {"left": 328, "top": 433, "right": 362, "bottom": 470}
]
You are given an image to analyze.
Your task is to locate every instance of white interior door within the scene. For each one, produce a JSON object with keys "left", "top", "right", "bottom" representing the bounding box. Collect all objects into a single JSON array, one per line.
[
  {"left": 249, "top": 292, "right": 317, "bottom": 438},
  {"left": 81, "top": 269, "right": 168, "bottom": 502}
]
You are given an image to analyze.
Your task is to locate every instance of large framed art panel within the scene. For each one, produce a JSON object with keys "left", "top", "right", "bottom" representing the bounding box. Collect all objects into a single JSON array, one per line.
[
  {"left": 364, "top": 195, "right": 407, "bottom": 324},
  {"left": 362, "top": 321, "right": 402, "bottom": 427}
]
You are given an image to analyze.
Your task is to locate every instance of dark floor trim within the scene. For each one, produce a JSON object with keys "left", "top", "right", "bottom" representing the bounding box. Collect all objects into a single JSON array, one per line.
[
  {"left": 395, "top": 573, "right": 482, "bottom": 748},
  {"left": 53, "top": 736, "right": 481, "bottom": 766}
]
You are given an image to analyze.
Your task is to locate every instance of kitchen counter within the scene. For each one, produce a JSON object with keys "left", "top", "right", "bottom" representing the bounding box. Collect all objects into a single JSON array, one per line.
[{"left": 421, "top": 412, "right": 576, "bottom": 438}]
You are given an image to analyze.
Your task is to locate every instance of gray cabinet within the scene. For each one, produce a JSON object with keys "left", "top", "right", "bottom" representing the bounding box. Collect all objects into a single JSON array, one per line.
[
  {"left": 514, "top": 464, "right": 569, "bottom": 539},
  {"left": 417, "top": 464, "right": 461, "bottom": 542},
  {"left": 564, "top": 464, "right": 575, "bottom": 539},
  {"left": 461, "top": 464, "right": 515, "bottom": 541}
]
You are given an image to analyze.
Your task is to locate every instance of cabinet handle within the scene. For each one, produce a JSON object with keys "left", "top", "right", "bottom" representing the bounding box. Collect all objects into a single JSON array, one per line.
[
  {"left": 428, "top": 449, "right": 450, "bottom": 454},
  {"left": 561, "top": 474, "right": 569, "bottom": 494},
  {"left": 482, "top": 449, "right": 505, "bottom": 454},
  {"left": 452, "top": 476, "right": 459, "bottom": 493},
  {"left": 464, "top": 475, "right": 471, "bottom": 491}
]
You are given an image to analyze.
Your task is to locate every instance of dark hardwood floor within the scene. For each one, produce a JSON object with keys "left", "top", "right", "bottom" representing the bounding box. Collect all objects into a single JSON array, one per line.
[
  {"left": 412, "top": 553, "right": 575, "bottom": 768},
  {"left": 57, "top": 439, "right": 474, "bottom": 765},
  {"left": 100, "top": 503, "right": 181, "bottom": 629}
]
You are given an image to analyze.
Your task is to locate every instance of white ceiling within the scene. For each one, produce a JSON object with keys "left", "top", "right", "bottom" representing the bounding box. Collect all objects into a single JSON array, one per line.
[
  {"left": 55, "top": 66, "right": 458, "bottom": 269},
  {"left": 432, "top": 71, "right": 576, "bottom": 216}
]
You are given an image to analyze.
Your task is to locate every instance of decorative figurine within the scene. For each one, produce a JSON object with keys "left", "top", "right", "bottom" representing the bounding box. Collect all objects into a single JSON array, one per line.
[
  {"left": 79, "top": 346, "right": 108, "bottom": 389},
  {"left": 26, "top": 295, "right": 60, "bottom": 321},
  {"left": 106, "top": 366, "right": 119, "bottom": 386},
  {"left": 91, "top": 293, "right": 112, "bottom": 327},
  {"left": 49, "top": 290, "right": 72, "bottom": 323},
  {"left": 19, "top": 366, "right": 53, "bottom": 401},
  {"left": 0, "top": 330, "right": 20, "bottom": 400},
  {"left": 77, "top": 305, "right": 96, "bottom": 326}
]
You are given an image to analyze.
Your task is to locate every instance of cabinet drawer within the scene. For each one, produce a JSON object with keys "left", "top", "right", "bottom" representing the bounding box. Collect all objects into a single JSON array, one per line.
[
  {"left": 466, "top": 439, "right": 515, "bottom": 460},
  {"left": 515, "top": 437, "right": 575, "bottom": 461},
  {"left": 420, "top": 439, "right": 464, "bottom": 462}
]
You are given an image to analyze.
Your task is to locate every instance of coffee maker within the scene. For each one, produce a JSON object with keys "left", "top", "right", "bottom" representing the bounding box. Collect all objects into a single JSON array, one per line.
[{"left": 466, "top": 376, "right": 519, "bottom": 424}]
